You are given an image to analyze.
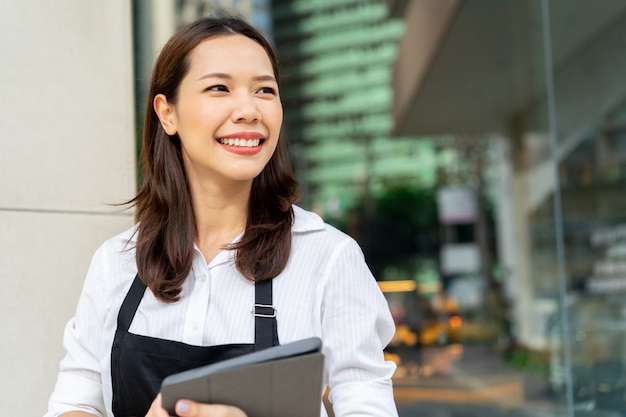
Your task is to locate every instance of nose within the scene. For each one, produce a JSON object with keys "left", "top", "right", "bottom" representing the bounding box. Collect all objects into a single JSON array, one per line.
[{"left": 231, "top": 91, "right": 261, "bottom": 123}]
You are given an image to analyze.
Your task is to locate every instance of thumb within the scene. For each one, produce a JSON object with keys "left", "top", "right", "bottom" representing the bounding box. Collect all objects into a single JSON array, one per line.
[{"left": 175, "top": 400, "right": 247, "bottom": 417}]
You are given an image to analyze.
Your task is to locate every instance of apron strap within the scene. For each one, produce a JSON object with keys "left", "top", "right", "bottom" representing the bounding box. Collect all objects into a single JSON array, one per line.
[
  {"left": 117, "top": 274, "right": 146, "bottom": 332},
  {"left": 253, "top": 278, "right": 279, "bottom": 350}
]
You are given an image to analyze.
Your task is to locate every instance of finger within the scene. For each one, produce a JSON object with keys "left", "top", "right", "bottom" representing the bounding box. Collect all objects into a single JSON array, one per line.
[{"left": 175, "top": 400, "right": 247, "bottom": 417}]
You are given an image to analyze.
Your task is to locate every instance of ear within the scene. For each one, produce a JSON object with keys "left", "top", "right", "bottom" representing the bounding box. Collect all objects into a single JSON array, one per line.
[{"left": 153, "top": 94, "right": 178, "bottom": 135}]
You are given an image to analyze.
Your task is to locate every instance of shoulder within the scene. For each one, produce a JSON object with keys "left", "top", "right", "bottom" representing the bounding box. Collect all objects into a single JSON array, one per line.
[
  {"left": 73, "top": 225, "right": 138, "bottom": 328},
  {"left": 291, "top": 205, "right": 363, "bottom": 259},
  {"left": 95, "top": 224, "right": 138, "bottom": 261},
  {"left": 86, "top": 225, "right": 138, "bottom": 290},
  {"left": 292, "top": 205, "right": 352, "bottom": 242},
  {"left": 291, "top": 205, "right": 325, "bottom": 232}
]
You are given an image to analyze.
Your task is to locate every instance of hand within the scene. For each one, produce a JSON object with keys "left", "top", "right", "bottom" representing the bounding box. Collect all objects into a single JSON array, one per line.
[
  {"left": 144, "top": 394, "right": 248, "bottom": 417},
  {"left": 144, "top": 395, "right": 170, "bottom": 417}
]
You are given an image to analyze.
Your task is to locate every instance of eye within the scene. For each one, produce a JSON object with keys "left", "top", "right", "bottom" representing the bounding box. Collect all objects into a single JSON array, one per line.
[
  {"left": 257, "top": 86, "right": 276, "bottom": 95},
  {"left": 206, "top": 84, "right": 228, "bottom": 92}
]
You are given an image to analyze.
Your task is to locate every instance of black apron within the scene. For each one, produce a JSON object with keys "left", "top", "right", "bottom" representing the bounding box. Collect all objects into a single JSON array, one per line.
[{"left": 110, "top": 274, "right": 279, "bottom": 417}]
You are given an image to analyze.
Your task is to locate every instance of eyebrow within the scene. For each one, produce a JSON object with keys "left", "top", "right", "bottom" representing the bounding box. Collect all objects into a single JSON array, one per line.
[{"left": 197, "top": 72, "right": 276, "bottom": 82}]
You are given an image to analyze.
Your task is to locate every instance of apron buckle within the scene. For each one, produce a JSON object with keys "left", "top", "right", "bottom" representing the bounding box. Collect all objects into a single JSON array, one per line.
[{"left": 251, "top": 303, "right": 276, "bottom": 318}]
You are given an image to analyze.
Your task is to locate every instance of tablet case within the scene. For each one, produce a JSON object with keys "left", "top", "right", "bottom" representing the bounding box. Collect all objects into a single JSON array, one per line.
[{"left": 160, "top": 337, "right": 325, "bottom": 417}]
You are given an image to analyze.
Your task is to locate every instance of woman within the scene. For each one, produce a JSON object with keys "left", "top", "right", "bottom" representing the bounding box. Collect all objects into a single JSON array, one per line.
[{"left": 45, "top": 16, "right": 398, "bottom": 417}]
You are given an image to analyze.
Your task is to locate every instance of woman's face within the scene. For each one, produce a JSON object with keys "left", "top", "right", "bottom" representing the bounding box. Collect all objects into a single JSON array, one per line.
[{"left": 155, "top": 34, "right": 282, "bottom": 188}]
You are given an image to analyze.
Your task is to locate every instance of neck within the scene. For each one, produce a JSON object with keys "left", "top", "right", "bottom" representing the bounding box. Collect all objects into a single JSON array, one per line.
[{"left": 189, "top": 179, "right": 251, "bottom": 263}]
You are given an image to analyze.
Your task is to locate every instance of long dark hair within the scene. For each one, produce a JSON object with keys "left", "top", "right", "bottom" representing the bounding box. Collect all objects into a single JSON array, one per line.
[{"left": 130, "top": 16, "right": 299, "bottom": 303}]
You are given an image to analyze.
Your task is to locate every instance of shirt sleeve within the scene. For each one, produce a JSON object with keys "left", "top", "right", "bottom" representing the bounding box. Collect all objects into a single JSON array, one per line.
[
  {"left": 45, "top": 244, "right": 109, "bottom": 417},
  {"left": 320, "top": 237, "right": 399, "bottom": 417}
]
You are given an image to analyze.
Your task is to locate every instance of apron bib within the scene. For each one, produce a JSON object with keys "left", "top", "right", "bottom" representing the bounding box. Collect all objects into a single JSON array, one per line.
[{"left": 110, "top": 274, "right": 279, "bottom": 417}]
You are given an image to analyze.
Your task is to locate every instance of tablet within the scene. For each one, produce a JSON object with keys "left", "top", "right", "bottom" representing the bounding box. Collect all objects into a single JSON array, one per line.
[{"left": 160, "top": 337, "right": 325, "bottom": 417}]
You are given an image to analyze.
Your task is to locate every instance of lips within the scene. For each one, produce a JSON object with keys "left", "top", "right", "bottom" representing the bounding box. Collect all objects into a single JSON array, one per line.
[{"left": 216, "top": 132, "right": 266, "bottom": 155}]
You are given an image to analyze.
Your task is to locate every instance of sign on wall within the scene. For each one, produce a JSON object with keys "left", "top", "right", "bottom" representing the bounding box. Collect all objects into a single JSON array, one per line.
[{"left": 437, "top": 186, "right": 477, "bottom": 224}]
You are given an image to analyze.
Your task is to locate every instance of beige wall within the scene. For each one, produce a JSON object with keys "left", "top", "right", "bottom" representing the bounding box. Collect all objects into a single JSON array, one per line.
[{"left": 0, "top": 1, "right": 136, "bottom": 415}]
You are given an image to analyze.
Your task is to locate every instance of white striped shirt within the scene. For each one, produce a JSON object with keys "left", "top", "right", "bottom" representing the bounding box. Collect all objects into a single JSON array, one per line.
[{"left": 45, "top": 205, "right": 398, "bottom": 417}]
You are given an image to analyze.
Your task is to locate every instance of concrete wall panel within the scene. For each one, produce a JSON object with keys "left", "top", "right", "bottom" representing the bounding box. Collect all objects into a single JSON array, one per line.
[
  {"left": 0, "top": 1, "right": 136, "bottom": 415},
  {"left": 1, "top": 0, "right": 136, "bottom": 212},
  {"left": 0, "top": 212, "right": 133, "bottom": 416}
]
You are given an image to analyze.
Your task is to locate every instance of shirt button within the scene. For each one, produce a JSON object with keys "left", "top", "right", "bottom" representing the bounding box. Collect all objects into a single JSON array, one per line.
[
  {"left": 198, "top": 273, "right": 208, "bottom": 283},
  {"left": 191, "top": 323, "right": 199, "bottom": 331}
]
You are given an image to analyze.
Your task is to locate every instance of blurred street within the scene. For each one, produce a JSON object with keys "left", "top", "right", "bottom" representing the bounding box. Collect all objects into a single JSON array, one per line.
[{"left": 390, "top": 344, "right": 556, "bottom": 417}]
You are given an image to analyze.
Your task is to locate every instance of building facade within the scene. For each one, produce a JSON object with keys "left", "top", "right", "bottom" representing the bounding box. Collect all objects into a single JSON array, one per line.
[
  {"left": 388, "top": 0, "right": 626, "bottom": 415},
  {"left": 272, "top": 0, "right": 626, "bottom": 415}
]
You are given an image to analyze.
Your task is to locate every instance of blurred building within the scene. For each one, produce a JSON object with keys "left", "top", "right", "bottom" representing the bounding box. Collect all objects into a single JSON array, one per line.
[
  {"left": 270, "top": 0, "right": 431, "bottom": 215},
  {"left": 389, "top": 0, "right": 626, "bottom": 414},
  {"left": 272, "top": 1, "right": 626, "bottom": 414},
  {"left": 390, "top": 0, "right": 626, "bottom": 343}
]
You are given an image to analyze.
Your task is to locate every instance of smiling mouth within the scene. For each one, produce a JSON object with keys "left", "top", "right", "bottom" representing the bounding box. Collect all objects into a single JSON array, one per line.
[{"left": 217, "top": 138, "right": 263, "bottom": 147}]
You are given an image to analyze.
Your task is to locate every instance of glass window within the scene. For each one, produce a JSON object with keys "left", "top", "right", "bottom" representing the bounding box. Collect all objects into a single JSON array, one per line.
[{"left": 272, "top": 0, "right": 626, "bottom": 416}]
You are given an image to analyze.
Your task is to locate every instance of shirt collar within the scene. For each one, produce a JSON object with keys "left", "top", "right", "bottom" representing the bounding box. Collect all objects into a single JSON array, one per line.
[
  {"left": 129, "top": 205, "right": 325, "bottom": 262},
  {"left": 292, "top": 205, "right": 326, "bottom": 233}
]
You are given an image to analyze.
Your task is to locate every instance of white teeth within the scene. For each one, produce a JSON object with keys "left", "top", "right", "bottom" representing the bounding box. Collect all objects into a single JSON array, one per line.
[{"left": 218, "top": 138, "right": 261, "bottom": 147}]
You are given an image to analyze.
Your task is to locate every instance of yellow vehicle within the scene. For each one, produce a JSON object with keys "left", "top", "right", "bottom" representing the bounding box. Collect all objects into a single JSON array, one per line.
[{"left": 380, "top": 280, "right": 462, "bottom": 347}]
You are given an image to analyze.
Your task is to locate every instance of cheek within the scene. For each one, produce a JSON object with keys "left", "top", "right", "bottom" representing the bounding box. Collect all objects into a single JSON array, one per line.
[
  {"left": 270, "top": 105, "right": 283, "bottom": 130},
  {"left": 177, "top": 99, "right": 218, "bottom": 127}
]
